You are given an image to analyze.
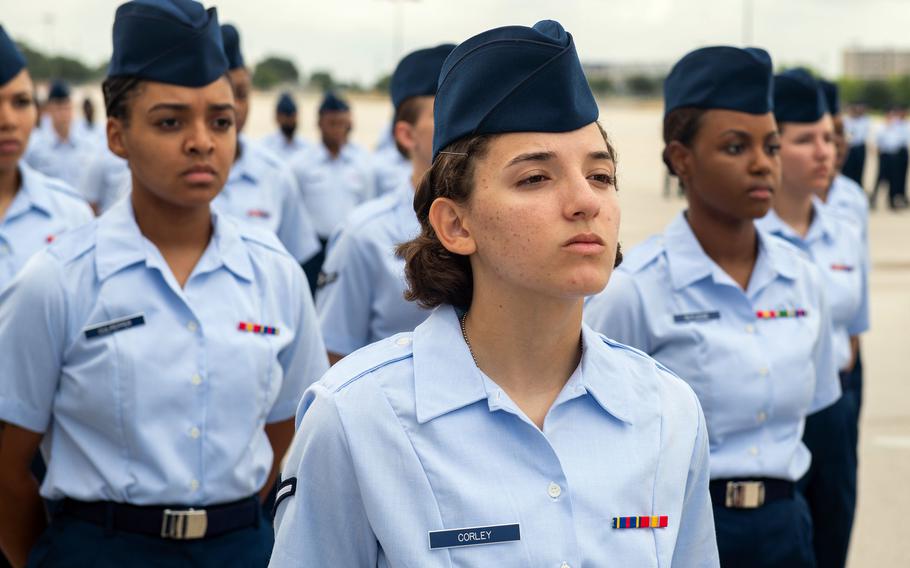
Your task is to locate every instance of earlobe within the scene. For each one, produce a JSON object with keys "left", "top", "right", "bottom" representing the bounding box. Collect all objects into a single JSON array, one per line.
[
  {"left": 107, "top": 118, "right": 128, "bottom": 160},
  {"left": 666, "top": 141, "right": 691, "bottom": 178},
  {"left": 428, "top": 198, "right": 476, "bottom": 256},
  {"left": 393, "top": 121, "right": 415, "bottom": 154}
]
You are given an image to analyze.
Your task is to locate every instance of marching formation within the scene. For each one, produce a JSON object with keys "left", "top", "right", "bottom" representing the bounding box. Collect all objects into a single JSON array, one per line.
[{"left": 0, "top": 1, "right": 879, "bottom": 567}]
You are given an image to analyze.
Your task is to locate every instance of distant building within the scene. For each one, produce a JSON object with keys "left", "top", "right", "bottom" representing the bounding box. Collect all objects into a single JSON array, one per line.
[{"left": 843, "top": 48, "right": 910, "bottom": 80}]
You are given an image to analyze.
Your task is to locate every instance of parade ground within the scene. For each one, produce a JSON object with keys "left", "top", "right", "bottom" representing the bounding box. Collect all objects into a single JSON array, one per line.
[{"left": 227, "top": 91, "right": 910, "bottom": 565}]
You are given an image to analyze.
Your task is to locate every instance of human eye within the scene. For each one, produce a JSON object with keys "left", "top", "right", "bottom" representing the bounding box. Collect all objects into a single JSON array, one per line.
[
  {"left": 724, "top": 143, "right": 744, "bottom": 155},
  {"left": 516, "top": 173, "right": 549, "bottom": 187},
  {"left": 766, "top": 142, "right": 781, "bottom": 156},
  {"left": 588, "top": 173, "right": 616, "bottom": 186},
  {"left": 212, "top": 116, "right": 234, "bottom": 130},
  {"left": 13, "top": 94, "right": 33, "bottom": 108},
  {"left": 156, "top": 117, "right": 180, "bottom": 130}
]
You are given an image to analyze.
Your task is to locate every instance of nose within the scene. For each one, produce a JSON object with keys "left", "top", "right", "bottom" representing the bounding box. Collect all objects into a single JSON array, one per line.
[
  {"left": 184, "top": 117, "right": 216, "bottom": 156},
  {"left": 563, "top": 171, "right": 601, "bottom": 221},
  {"left": 750, "top": 143, "right": 777, "bottom": 176},
  {"left": 0, "top": 100, "right": 15, "bottom": 132}
]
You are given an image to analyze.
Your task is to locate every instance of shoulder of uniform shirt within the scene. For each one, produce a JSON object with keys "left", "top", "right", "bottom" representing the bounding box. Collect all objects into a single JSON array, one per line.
[
  {"left": 29, "top": 167, "right": 92, "bottom": 208},
  {"left": 43, "top": 219, "right": 100, "bottom": 265},
  {"left": 762, "top": 230, "right": 813, "bottom": 263},
  {"left": 230, "top": 216, "right": 296, "bottom": 261},
  {"left": 316, "top": 333, "right": 415, "bottom": 394},
  {"left": 248, "top": 141, "right": 283, "bottom": 168},
  {"left": 334, "top": 193, "right": 402, "bottom": 241},
  {"left": 596, "top": 332, "right": 678, "bottom": 378},
  {"left": 616, "top": 234, "right": 666, "bottom": 274}
]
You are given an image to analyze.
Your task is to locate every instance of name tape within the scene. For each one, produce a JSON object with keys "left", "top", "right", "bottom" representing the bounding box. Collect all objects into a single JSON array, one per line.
[
  {"left": 428, "top": 523, "right": 520, "bottom": 550},
  {"left": 84, "top": 313, "right": 146, "bottom": 340}
]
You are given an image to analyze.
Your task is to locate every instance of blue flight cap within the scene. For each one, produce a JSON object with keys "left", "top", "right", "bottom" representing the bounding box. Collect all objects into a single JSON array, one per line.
[
  {"left": 220, "top": 23, "right": 244, "bottom": 70},
  {"left": 390, "top": 43, "right": 455, "bottom": 110},
  {"left": 47, "top": 79, "right": 71, "bottom": 101},
  {"left": 108, "top": 0, "right": 229, "bottom": 87},
  {"left": 433, "top": 20, "right": 598, "bottom": 160},
  {"left": 664, "top": 46, "right": 773, "bottom": 116},
  {"left": 0, "top": 25, "right": 27, "bottom": 85},
  {"left": 276, "top": 92, "right": 297, "bottom": 114},
  {"left": 819, "top": 79, "right": 840, "bottom": 115},
  {"left": 319, "top": 91, "right": 350, "bottom": 113},
  {"left": 774, "top": 68, "right": 829, "bottom": 123}
]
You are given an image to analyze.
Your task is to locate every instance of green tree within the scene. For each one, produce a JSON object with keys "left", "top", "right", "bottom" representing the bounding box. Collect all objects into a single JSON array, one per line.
[
  {"left": 309, "top": 70, "right": 335, "bottom": 92},
  {"left": 625, "top": 74, "right": 661, "bottom": 97},
  {"left": 373, "top": 73, "right": 392, "bottom": 94},
  {"left": 252, "top": 56, "right": 300, "bottom": 89},
  {"left": 588, "top": 76, "right": 614, "bottom": 96}
]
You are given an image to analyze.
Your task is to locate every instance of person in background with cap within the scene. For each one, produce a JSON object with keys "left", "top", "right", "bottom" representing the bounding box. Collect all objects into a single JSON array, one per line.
[
  {"left": 372, "top": 118, "right": 413, "bottom": 197},
  {"left": 755, "top": 69, "right": 867, "bottom": 568},
  {"left": 271, "top": 20, "right": 717, "bottom": 567},
  {"left": 315, "top": 44, "right": 454, "bottom": 366},
  {"left": 213, "top": 23, "right": 321, "bottom": 268},
  {"left": 292, "top": 91, "right": 375, "bottom": 293},
  {"left": 259, "top": 92, "right": 311, "bottom": 164},
  {"left": 77, "top": 145, "right": 131, "bottom": 214},
  {"left": 0, "top": 28, "right": 92, "bottom": 292},
  {"left": 585, "top": 47, "right": 840, "bottom": 568},
  {"left": 0, "top": 2, "right": 328, "bottom": 566},
  {"left": 23, "top": 79, "right": 95, "bottom": 189},
  {"left": 842, "top": 102, "right": 870, "bottom": 187},
  {"left": 871, "top": 107, "right": 910, "bottom": 210}
]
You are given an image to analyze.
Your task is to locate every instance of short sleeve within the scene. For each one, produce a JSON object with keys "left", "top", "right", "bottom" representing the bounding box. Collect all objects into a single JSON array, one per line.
[
  {"left": 270, "top": 385, "right": 378, "bottom": 566},
  {"left": 268, "top": 268, "right": 329, "bottom": 422},
  {"left": 809, "top": 270, "right": 842, "bottom": 413},
  {"left": 0, "top": 252, "right": 68, "bottom": 432},
  {"left": 584, "top": 270, "right": 654, "bottom": 353},
  {"left": 315, "top": 229, "right": 374, "bottom": 355},
  {"left": 847, "top": 246, "right": 871, "bottom": 336},
  {"left": 671, "top": 391, "right": 720, "bottom": 566},
  {"left": 274, "top": 166, "right": 321, "bottom": 264}
]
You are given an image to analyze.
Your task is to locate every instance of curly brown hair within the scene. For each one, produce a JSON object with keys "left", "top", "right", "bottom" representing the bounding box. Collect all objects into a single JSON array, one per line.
[{"left": 396, "top": 123, "right": 620, "bottom": 310}]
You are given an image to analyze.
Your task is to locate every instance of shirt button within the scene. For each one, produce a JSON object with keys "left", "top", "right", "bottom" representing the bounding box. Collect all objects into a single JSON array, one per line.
[
  {"left": 757, "top": 411, "right": 767, "bottom": 423},
  {"left": 189, "top": 479, "right": 200, "bottom": 491},
  {"left": 186, "top": 321, "right": 198, "bottom": 333},
  {"left": 191, "top": 374, "right": 203, "bottom": 386},
  {"left": 745, "top": 324, "right": 755, "bottom": 334},
  {"left": 749, "top": 446, "right": 760, "bottom": 456},
  {"left": 189, "top": 427, "right": 201, "bottom": 439},
  {"left": 548, "top": 482, "right": 562, "bottom": 499}
]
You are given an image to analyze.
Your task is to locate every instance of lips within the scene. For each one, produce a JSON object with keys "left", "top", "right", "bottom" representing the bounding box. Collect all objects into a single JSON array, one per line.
[
  {"left": 563, "top": 232, "right": 606, "bottom": 254},
  {"left": 181, "top": 164, "right": 217, "bottom": 184},
  {"left": 0, "top": 139, "right": 22, "bottom": 155},
  {"left": 747, "top": 185, "right": 773, "bottom": 200}
]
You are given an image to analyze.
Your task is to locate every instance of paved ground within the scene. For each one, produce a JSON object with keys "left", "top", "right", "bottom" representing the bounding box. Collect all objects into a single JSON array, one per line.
[{"left": 246, "top": 93, "right": 909, "bottom": 565}]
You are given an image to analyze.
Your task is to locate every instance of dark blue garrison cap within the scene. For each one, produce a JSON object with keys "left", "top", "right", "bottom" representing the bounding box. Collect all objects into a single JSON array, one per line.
[
  {"left": 108, "top": 0, "right": 228, "bottom": 87},
  {"left": 433, "top": 20, "right": 598, "bottom": 160},
  {"left": 0, "top": 25, "right": 26, "bottom": 85},
  {"left": 319, "top": 92, "right": 350, "bottom": 113},
  {"left": 47, "top": 79, "right": 71, "bottom": 100},
  {"left": 390, "top": 44, "right": 455, "bottom": 110},
  {"left": 819, "top": 79, "right": 840, "bottom": 116},
  {"left": 664, "top": 46, "right": 773, "bottom": 116},
  {"left": 276, "top": 92, "right": 297, "bottom": 114},
  {"left": 220, "top": 24, "right": 244, "bottom": 70},
  {"left": 774, "top": 68, "right": 829, "bottom": 123}
]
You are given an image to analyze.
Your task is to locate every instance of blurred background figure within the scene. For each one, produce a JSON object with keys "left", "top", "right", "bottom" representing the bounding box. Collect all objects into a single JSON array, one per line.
[
  {"left": 871, "top": 107, "right": 909, "bottom": 210},
  {"left": 842, "top": 102, "right": 870, "bottom": 186},
  {"left": 259, "top": 92, "right": 311, "bottom": 163}
]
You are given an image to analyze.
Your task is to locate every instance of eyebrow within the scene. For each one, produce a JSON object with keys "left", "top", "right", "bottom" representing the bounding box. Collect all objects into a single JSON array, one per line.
[
  {"left": 505, "top": 150, "right": 613, "bottom": 168},
  {"left": 147, "top": 102, "right": 236, "bottom": 113},
  {"left": 720, "top": 129, "right": 779, "bottom": 139}
]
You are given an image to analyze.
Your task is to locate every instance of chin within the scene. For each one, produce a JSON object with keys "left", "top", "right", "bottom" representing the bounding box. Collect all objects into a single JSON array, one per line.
[{"left": 558, "top": 268, "right": 612, "bottom": 298}]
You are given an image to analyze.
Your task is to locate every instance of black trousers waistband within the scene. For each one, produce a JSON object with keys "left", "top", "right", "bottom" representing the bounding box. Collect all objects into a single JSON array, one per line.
[
  {"left": 710, "top": 478, "right": 795, "bottom": 509},
  {"left": 59, "top": 496, "right": 260, "bottom": 540}
]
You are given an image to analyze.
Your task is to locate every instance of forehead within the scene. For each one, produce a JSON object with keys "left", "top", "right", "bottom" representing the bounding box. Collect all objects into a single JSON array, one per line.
[
  {"left": 0, "top": 69, "right": 33, "bottom": 94},
  {"left": 698, "top": 109, "right": 777, "bottom": 135},
  {"left": 132, "top": 78, "right": 234, "bottom": 109},
  {"left": 320, "top": 110, "right": 351, "bottom": 121},
  {"left": 781, "top": 115, "right": 833, "bottom": 136},
  {"left": 486, "top": 122, "right": 609, "bottom": 162}
]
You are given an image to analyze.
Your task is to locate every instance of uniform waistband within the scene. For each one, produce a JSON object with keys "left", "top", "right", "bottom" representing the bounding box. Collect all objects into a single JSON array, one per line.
[
  {"left": 709, "top": 478, "right": 795, "bottom": 509},
  {"left": 58, "top": 496, "right": 261, "bottom": 540}
]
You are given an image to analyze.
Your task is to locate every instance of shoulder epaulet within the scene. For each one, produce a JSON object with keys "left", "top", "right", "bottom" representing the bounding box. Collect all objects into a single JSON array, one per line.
[
  {"left": 235, "top": 220, "right": 293, "bottom": 257},
  {"left": 764, "top": 232, "right": 812, "bottom": 263},
  {"left": 321, "top": 333, "right": 415, "bottom": 393},
  {"left": 618, "top": 235, "right": 665, "bottom": 273},
  {"left": 47, "top": 220, "right": 98, "bottom": 264},
  {"left": 598, "top": 333, "right": 681, "bottom": 380}
]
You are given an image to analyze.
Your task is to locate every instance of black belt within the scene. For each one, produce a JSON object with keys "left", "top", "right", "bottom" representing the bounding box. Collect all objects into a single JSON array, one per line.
[
  {"left": 709, "top": 478, "right": 795, "bottom": 509},
  {"left": 59, "top": 496, "right": 260, "bottom": 540}
]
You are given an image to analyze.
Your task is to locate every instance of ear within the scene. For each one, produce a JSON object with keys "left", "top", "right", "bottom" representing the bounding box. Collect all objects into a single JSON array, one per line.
[
  {"left": 428, "top": 197, "right": 476, "bottom": 256},
  {"left": 393, "top": 120, "right": 415, "bottom": 156},
  {"left": 107, "top": 117, "right": 128, "bottom": 160},
  {"left": 666, "top": 140, "right": 693, "bottom": 180}
]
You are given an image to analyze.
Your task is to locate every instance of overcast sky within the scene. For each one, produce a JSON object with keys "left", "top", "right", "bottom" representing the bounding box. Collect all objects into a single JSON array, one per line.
[{"left": 2, "top": 0, "right": 908, "bottom": 84}]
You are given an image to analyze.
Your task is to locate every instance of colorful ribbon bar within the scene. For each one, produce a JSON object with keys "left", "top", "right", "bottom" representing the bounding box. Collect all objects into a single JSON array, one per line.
[
  {"left": 755, "top": 309, "right": 807, "bottom": 319},
  {"left": 237, "top": 322, "right": 279, "bottom": 335},
  {"left": 830, "top": 264, "right": 854, "bottom": 272},
  {"left": 612, "top": 515, "right": 668, "bottom": 529}
]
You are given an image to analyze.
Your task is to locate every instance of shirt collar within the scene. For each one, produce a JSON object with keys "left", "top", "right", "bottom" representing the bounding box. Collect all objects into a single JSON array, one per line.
[
  {"left": 95, "top": 197, "right": 254, "bottom": 282},
  {"left": 315, "top": 142, "right": 356, "bottom": 164},
  {"left": 9, "top": 163, "right": 54, "bottom": 218},
  {"left": 413, "top": 306, "right": 639, "bottom": 425},
  {"left": 758, "top": 198, "right": 833, "bottom": 249},
  {"left": 664, "top": 211, "right": 798, "bottom": 291}
]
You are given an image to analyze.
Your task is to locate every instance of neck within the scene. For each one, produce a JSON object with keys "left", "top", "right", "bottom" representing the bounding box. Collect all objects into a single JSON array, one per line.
[
  {"left": 773, "top": 186, "right": 814, "bottom": 238},
  {"left": 54, "top": 123, "right": 70, "bottom": 141},
  {"left": 129, "top": 181, "right": 212, "bottom": 252},
  {"left": 463, "top": 280, "right": 583, "bottom": 411},
  {"left": 323, "top": 139, "right": 341, "bottom": 158},
  {"left": 410, "top": 160, "right": 429, "bottom": 190},
  {"left": 686, "top": 204, "right": 758, "bottom": 269},
  {"left": 0, "top": 165, "right": 21, "bottom": 219}
]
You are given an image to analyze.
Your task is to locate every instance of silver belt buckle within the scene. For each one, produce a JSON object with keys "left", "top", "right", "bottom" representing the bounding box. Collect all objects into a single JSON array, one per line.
[
  {"left": 725, "top": 481, "right": 766, "bottom": 508},
  {"left": 161, "top": 508, "right": 208, "bottom": 540}
]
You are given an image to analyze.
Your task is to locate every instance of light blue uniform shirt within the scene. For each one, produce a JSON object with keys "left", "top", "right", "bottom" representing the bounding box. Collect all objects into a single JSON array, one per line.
[
  {"left": 316, "top": 180, "right": 428, "bottom": 355},
  {"left": 0, "top": 163, "right": 92, "bottom": 290},
  {"left": 24, "top": 129, "right": 95, "bottom": 189},
  {"left": 259, "top": 131, "right": 313, "bottom": 164},
  {"left": 0, "top": 198, "right": 329, "bottom": 505},
  {"left": 372, "top": 144, "right": 411, "bottom": 197},
  {"left": 271, "top": 306, "right": 719, "bottom": 567},
  {"left": 213, "top": 137, "right": 321, "bottom": 263},
  {"left": 291, "top": 142, "right": 375, "bottom": 238},
  {"left": 757, "top": 200, "right": 869, "bottom": 371},
  {"left": 843, "top": 115, "right": 870, "bottom": 148},
  {"left": 826, "top": 173, "right": 869, "bottom": 246},
  {"left": 876, "top": 120, "right": 909, "bottom": 154},
  {"left": 78, "top": 148, "right": 131, "bottom": 212},
  {"left": 584, "top": 213, "right": 840, "bottom": 482}
]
